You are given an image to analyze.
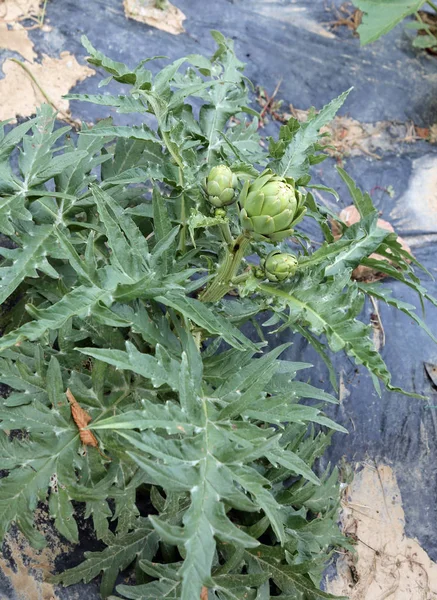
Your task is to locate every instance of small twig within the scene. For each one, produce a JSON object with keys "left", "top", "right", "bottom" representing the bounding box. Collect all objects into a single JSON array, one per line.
[
  {"left": 258, "top": 79, "right": 282, "bottom": 126},
  {"left": 375, "top": 572, "right": 400, "bottom": 600},
  {"left": 38, "top": 0, "right": 49, "bottom": 27},
  {"left": 372, "top": 458, "right": 391, "bottom": 522},
  {"left": 356, "top": 536, "right": 381, "bottom": 555},
  {"left": 325, "top": 2, "right": 362, "bottom": 31}
]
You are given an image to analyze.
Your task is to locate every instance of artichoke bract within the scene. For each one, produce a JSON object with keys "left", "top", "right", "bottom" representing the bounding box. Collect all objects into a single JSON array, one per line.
[
  {"left": 239, "top": 170, "right": 306, "bottom": 242},
  {"left": 263, "top": 250, "right": 298, "bottom": 282},
  {"left": 205, "top": 165, "right": 238, "bottom": 207}
]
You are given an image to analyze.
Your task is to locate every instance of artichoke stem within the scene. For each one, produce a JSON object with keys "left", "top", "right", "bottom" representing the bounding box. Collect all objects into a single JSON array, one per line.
[
  {"left": 177, "top": 193, "right": 187, "bottom": 254},
  {"left": 231, "top": 270, "right": 251, "bottom": 285},
  {"left": 200, "top": 233, "right": 251, "bottom": 303},
  {"left": 219, "top": 221, "right": 234, "bottom": 246}
]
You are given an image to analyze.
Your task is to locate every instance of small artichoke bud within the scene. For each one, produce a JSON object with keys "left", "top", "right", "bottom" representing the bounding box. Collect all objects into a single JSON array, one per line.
[
  {"left": 214, "top": 208, "right": 227, "bottom": 218},
  {"left": 254, "top": 267, "right": 265, "bottom": 279},
  {"left": 262, "top": 249, "right": 298, "bottom": 282},
  {"left": 239, "top": 169, "right": 306, "bottom": 242},
  {"left": 205, "top": 165, "right": 237, "bottom": 207}
]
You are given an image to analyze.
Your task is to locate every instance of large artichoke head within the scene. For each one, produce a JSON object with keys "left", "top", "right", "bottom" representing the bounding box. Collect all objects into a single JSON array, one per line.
[
  {"left": 204, "top": 165, "right": 238, "bottom": 207},
  {"left": 262, "top": 249, "right": 298, "bottom": 282},
  {"left": 239, "top": 170, "right": 306, "bottom": 242}
]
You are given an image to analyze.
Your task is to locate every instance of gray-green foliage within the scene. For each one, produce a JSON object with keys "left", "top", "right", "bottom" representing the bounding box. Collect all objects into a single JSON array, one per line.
[
  {"left": 352, "top": 0, "right": 437, "bottom": 47},
  {"left": 0, "top": 32, "right": 434, "bottom": 599}
]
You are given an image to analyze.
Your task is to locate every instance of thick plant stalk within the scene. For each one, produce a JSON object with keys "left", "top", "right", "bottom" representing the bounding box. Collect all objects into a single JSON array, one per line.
[
  {"left": 219, "top": 220, "right": 234, "bottom": 246},
  {"left": 200, "top": 233, "right": 251, "bottom": 302}
]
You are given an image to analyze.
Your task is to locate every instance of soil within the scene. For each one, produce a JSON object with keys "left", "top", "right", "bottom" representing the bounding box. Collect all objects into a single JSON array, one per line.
[
  {"left": 327, "top": 463, "right": 437, "bottom": 599},
  {"left": 0, "top": 510, "right": 69, "bottom": 600},
  {"left": 0, "top": 23, "right": 36, "bottom": 61},
  {"left": 0, "top": 53, "right": 94, "bottom": 122},
  {"left": 0, "top": 0, "right": 42, "bottom": 23}
]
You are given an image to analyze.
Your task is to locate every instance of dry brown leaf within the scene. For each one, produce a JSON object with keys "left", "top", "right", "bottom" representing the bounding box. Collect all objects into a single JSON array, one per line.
[
  {"left": 415, "top": 125, "right": 430, "bottom": 140},
  {"left": 200, "top": 586, "right": 208, "bottom": 600},
  {"left": 328, "top": 2, "right": 362, "bottom": 33},
  {"left": 0, "top": 0, "right": 42, "bottom": 23},
  {"left": 0, "top": 52, "right": 94, "bottom": 122},
  {"left": 124, "top": 0, "right": 185, "bottom": 35},
  {"left": 66, "top": 388, "right": 99, "bottom": 448},
  {"left": 0, "top": 22, "right": 36, "bottom": 61}
]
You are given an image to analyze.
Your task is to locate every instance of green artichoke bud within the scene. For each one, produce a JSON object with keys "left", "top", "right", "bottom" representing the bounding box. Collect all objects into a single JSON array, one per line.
[
  {"left": 205, "top": 165, "right": 238, "bottom": 207},
  {"left": 262, "top": 250, "right": 298, "bottom": 282},
  {"left": 239, "top": 170, "right": 306, "bottom": 242}
]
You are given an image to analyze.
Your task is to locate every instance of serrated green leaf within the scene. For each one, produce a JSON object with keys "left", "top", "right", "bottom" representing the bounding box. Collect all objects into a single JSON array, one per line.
[
  {"left": 0, "top": 192, "right": 33, "bottom": 234},
  {"left": 413, "top": 33, "right": 437, "bottom": 48},
  {"left": 358, "top": 282, "right": 437, "bottom": 343},
  {"left": 245, "top": 546, "right": 347, "bottom": 599},
  {"left": 272, "top": 90, "right": 351, "bottom": 180},
  {"left": 77, "top": 342, "right": 180, "bottom": 391},
  {"left": 52, "top": 519, "right": 159, "bottom": 597},
  {"left": 216, "top": 344, "right": 289, "bottom": 419},
  {"left": 336, "top": 166, "right": 376, "bottom": 218},
  {"left": 258, "top": 274, "right": 417, "bottom": 395},
  {"left": 0, "top": 117, "right": 36, "bottom": 161},
  {"left": 0, "top": 285, "right": 112, "bottom": 352},
  {"left": 90, "top": 184, "right": 147, "bottom": 280},
  {"left": 66, "top": 94, "right": 147, "bottom": 113},
  {"left": 354, "top": 0, "right": 424, "bottom": 45},
  {"left": 80, "top": 124, "right": 158, "bottom": 142},
  {"left": 0, "top": 225, "right": 57, "bottom": 304},
  {"left": 156, "top": 292, "right": 260, "bottom": 352},
  {"left": 49, "top": 486, "right": 79, "bottom": 543}
]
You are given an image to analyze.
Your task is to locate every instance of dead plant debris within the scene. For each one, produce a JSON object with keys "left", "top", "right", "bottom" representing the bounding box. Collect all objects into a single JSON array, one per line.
[
  {"left": 66, "top": 388, "right": 99, "bottom": 449},
  {"left": 124, "top": 0, "right": 185, "bottom": 35},
  {"left": 256, "top": 86, "right": 437, "bottom": 159},
  {"left": 325, "top": 1, "right": 362, "bottom": 33},
  {"left": 200, "top": 586, "right": 208, "bottom": 600},
  {"left": 417, "top": 10, "right": 437, "bottom": 55}
]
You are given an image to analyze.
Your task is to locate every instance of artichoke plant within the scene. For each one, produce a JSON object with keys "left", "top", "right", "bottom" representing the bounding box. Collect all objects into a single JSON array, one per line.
[
  {"left": 262, "top": 249, "right": 298, "bottom": 282},
  {"left": 239, "top": 169, "right": 306, "bottom": 241},
  {"left": 204, "top": 164, "right": 238, "bottom": 207}
]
